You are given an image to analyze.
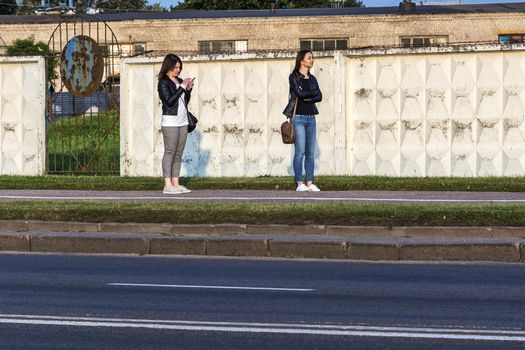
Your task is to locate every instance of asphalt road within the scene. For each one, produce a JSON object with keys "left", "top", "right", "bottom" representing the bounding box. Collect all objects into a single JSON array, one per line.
[
  {"left": 2, "top": 189, "right": 525, "bottom": 204},
  {"left": 0, "top": 253, "right": 524, "bottom": 349}
]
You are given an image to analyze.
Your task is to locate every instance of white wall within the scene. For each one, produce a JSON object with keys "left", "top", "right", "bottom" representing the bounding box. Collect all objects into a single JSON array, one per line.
[
  {"left": 347, "top": 45, "right": 525, "bottom": 176},
  {"left": 0, "top": 56, "right": 46, "bottom": 175},
  {"left": 120, "top": 52, "right": 341, "bottom": 177},
  {"left": 121, "top": 45, "right": 525, "bottom": 177}
]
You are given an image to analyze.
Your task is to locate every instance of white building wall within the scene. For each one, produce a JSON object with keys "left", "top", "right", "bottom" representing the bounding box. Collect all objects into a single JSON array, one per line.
[
  {"left": 0, "top": 56, "right": 46, "bottom": 175},
  {"left": 121, "top": 45, "right": 525, "bottom": 177}
]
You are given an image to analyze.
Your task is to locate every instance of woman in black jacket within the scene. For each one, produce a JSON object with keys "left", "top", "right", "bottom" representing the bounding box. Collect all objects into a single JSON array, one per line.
[
  {"left": 283, "top": 50, "right": 323, "bottom": 192},
  {"left": 157, "top": 54, "right": 194, "bottom": 194}
]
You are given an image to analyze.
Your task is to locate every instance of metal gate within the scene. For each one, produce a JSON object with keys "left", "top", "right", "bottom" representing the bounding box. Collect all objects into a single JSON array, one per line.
[{"left": 46, "top": 16, "right": 120, "bottom": 174}]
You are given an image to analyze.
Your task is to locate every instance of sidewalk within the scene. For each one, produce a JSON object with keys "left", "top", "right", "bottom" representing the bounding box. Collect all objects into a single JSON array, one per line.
[{"left": 1, "top": 220, "right": 524, "bottom": 263}]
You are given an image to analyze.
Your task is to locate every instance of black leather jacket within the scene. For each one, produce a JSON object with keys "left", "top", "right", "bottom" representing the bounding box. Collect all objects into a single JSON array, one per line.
[
  {"left": 157, "top": 76, "right": 191, "bottom": 115},
  {"left": 282, "top": 72, "right": 322, "bottom": 118}
]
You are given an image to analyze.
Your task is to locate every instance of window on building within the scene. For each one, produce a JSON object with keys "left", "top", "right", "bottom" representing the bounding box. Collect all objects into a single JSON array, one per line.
[
  {"left": 198, "top": 40, "right": 248, "bottom": 54},
  {"left": 499, "top": 34, "right": 525, "bottom": 44},
  {"left": 99, "top": 44, "right": 120, "bottom": 57},
  {"left": 400, "top": 36, "right": 448, "bottom": 48},
  {"left": 300, "top": 38, "right": 348, "bottom": 51},
  {"left": 133, "top": 43, "right": 146, "bottom": 54}
]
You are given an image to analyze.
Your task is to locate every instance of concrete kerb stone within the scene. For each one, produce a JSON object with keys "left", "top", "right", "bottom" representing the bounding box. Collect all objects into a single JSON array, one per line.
[
  {"left": 213, "top": 224, "right": 247, "bottom": 235},
  {"left": 170, "top": 224, "right": 216, "bottom": 235},
  {"left": 29, "top": 221, "right": 99, "bottom": 233},
  {"left": 206, "top": 236, "right": 269, "bottom": 257},
  {"left": 0, "top": 220, "right": 28, "bottom": 232},
  {"left": 326, "top": 226, "right": 400, "bottom": 237},
  {"left": 269, "top": 239, "right": 347, "bottom": 259},
  {"left": 150, "top": 236, "right": 206, "bottom": 256},
  {"left": 99, "top": 222, "right": 172, "bottom": 235},
  {"left": 401, "top": 226, "right": 520, "bottom": 238},
  {"left": 488, "top": 227, "right": 525, "bottom": 238},
  {"left": 400, "top": 243, "right": 521, "bottom": 262},
  {"left": 348, "top": 243, "right": 400, "bottom": 261},
  {"left": 0, "top": 233, "right": 30, "bottom": 252},
  {"left": 170, "top": 224, "right": 247, "bottom": 235},
  {"left": 30, "top": 233, "right": 150, "bottom": 255},
  {"left": 246, "top": 224, "right": 326, "bottom": 235}
]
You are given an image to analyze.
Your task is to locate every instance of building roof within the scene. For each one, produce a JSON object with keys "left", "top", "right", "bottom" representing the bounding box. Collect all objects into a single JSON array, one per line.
[{"left": 1, "top": 2, "right": 525, "bottom": 24}]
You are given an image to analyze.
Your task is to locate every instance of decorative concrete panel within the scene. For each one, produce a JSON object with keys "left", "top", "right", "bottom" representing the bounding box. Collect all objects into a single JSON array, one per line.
[
  {"left": 0, "top": 57, "right": 45, "bottom": 175},
  {"left": 121, "top": 54, "right": 337, "bottom": 177},
  {"left": 347, "top": 48, "right": 525, "bottom": 177}
]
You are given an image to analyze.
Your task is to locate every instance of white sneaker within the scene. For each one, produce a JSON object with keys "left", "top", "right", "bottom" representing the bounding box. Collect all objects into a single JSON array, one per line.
[
  {"left": 308, "top": 184, "right": 321, "bottom": 192},
  {"left": 296, "top": 183, "right": 309, "bottom": 192},
  {"left": 176, "top": 185, "right": 192, "bottom": 193},
  {"left": 163, "top": 186, "right": 182, "bottom": 194}
]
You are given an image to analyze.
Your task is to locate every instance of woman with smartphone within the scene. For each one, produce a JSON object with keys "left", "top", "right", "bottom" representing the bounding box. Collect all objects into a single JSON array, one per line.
[{"left": 157, "top": 54, "right": 195, "bottom": 194}]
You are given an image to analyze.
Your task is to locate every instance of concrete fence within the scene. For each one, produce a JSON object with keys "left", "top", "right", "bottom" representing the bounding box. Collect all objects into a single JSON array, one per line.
[
  {"left": 0, "top": 56, "right": 46, "bottom": 175},
  {"left": 121, "top": 44, "right": 525, "bottom": 177},
  {"left": 3, "top": 45, "right": 525, "bottom": 177}
]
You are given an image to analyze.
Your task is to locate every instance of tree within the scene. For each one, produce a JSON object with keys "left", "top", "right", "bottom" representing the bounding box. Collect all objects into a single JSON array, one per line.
[
  {"left": 0, "top": 0, "right": 17, "bottom": 15},
  {"left": 173, "top": 0, "right": 363, "bottom": 10},
  {"left": 95, "top": 0, "right": 148, "bottom": 11},
  {"left": 6, "top": 36, "right": 57, "bottom": 84},
  {"left": 16, "top": 0, "right": 40, "bottom": 15},
  {"left": 75, "top": 0, "right": 88, "bottom": 13},
  {"left": 146, "top": 2, "right": 167, "bottom": 11}
]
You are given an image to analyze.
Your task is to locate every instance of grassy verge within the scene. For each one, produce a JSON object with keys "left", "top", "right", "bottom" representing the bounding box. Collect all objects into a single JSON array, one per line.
[
  {"left": 2, "top": 175, "right": 525, "bottom": 192},
  {"left": 1, "top": 201, "right": 524, "bottom": 226}
]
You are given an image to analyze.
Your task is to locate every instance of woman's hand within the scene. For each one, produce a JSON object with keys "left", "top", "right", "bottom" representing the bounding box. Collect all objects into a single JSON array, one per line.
[{"left": 181, "top": 78, "right": 193, "bottom": 90}]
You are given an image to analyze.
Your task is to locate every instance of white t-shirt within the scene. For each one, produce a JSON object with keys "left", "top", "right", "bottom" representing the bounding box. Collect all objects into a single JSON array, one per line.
[{"left": 161, "top": 82, "right": 188, "bottom": 127}]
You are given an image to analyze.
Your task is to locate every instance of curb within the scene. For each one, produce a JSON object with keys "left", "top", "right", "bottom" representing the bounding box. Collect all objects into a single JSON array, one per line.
[
  {"left": 4, "top": 220, "right": 525, "bottom": 238},
  {"left": 0, "top": 220, "right": 524, "bottom": 262}
]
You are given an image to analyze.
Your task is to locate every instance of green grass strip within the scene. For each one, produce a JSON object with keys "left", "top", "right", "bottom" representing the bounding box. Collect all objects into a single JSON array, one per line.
[
  {"left": 1, "top": 201, "right": 524, "bottom": 226},
  {"left": 2, "top": 175, "right": 525, "bottom": 192}
]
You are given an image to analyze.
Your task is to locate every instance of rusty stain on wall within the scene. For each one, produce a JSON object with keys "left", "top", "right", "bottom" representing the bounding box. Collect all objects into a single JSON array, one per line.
[
  {"left": 223, "top": 125, "right": 244, "bottom": 140},
  {"left": 504, "top": 119, "right": 521, "bottom": 129},
  {"left": 224, "top": 96, "right": 239, "bottom": 108},
  {"left": 203, "top": 126, "right": 219, "bottom": 133},
  {"left": 355, "top": 88, "right": 372, "bottom": 98},
  {"left": 248, "top": 127, "right": 263, "bottom": 135},
  {"left": 202, "top": 98, "right": 217, "bottom": 109},
  {"left": 379, "top": 122, "right": 397, "bottom": 131},
  {"left": 402, "top": 120, "right": 422, "bottom": 130},
  {"left": 3, "top": 123, "right": 15, "bottom": 132},
  {"left": 429, "top": 121, "right": 449, "bottom": 137},
  {"left": 356, "top": 122, "right": 372, "bottom": 130}
]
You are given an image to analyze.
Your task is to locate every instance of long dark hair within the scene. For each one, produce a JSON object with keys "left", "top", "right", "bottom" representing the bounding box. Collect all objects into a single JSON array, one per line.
[
  {"left": 158, "top": 53, "right": 183, "bottom": 80},
  {"left": 292, "top": 50, "right": 312, "bottom": 75}
]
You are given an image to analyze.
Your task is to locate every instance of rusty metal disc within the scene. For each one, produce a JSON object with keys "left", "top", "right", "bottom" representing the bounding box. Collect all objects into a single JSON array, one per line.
[{"left": 60, "top": 35, "right": 104, "bottom": 97}]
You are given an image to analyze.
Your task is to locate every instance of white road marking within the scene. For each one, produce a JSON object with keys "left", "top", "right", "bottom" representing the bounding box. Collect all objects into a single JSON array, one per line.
[
  {"left": 0, "top": 195, "right": 524, "bottom": 203},
  {"left": 0, "top": 314, "right": 524, "bottom": 341},
  {"left": 108, "top": 282, "right": 315, "bottom": 292}
]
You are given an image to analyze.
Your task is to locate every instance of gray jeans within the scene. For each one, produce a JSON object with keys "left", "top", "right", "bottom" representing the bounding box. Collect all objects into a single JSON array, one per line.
[{"left": 162, "top": 126, "right": 188, "bottom": 178}]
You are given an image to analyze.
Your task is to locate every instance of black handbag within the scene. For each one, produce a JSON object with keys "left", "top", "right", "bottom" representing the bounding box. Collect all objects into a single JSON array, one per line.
[
  {"left": 187, "top": 111, "right": 198, "bottom": 133},
  {"left": 182, "top": 94, "right": 198, "bottom": 133}
]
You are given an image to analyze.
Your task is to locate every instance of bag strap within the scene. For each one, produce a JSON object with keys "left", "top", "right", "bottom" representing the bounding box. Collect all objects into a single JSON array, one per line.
[{"left": 290, "top": 96, "right": 298, "bottom": 120}]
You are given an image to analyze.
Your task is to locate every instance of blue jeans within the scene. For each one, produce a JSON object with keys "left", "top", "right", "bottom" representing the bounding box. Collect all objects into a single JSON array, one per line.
[{"left": 293, "top": 115, "right": 316, "bottom": 182}]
